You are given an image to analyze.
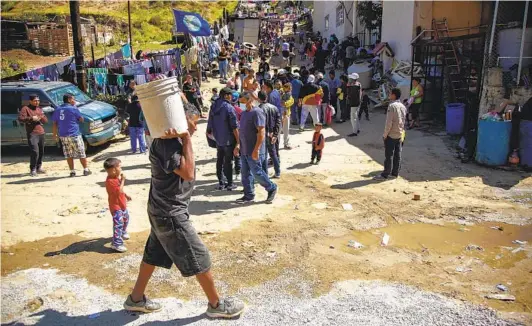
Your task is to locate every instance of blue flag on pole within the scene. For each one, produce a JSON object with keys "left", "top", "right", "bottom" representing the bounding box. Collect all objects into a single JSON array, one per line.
[{"left": 173, "top": 9, "right": 212, "bottom": 37}]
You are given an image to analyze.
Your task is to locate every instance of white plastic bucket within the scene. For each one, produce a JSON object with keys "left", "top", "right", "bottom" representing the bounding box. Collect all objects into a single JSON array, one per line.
[{"left": 135, "top": 77, "right": 187, "bottom": 138}]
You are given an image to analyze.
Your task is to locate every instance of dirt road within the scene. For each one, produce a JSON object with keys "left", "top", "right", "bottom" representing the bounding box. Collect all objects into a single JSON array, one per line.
[
  {"left": 2, "top": 51, "right": 532, "bottom": 324},
  {"left": 2, "top": 103, "right": 531, "bottom": 324}
]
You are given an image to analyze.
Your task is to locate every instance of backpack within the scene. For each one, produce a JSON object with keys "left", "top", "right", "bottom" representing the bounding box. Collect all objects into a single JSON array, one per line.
[{"left": 347, "top": 83, "right": 361, "bottom": 107}]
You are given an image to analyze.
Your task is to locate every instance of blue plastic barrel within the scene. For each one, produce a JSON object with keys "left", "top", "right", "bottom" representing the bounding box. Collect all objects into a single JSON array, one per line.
[
  {"left": 446, "top": 103, "right": 465, "bottom": 135},
  {"left": 476, "top": 120, "right": 512, "bottom": 166},
  {"left": 519, "top": 120, "right": 532, "bottom": 168}
]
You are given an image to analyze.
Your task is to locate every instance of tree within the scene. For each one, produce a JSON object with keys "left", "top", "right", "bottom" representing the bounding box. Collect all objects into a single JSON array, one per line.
[{"left": 357, "top": 1, "right": 382, "bottom": 37}]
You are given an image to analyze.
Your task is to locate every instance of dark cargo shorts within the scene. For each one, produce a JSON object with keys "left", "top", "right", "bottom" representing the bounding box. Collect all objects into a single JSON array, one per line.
[{"left": 142, "top": 212, "right": 211, "bottom": 277}]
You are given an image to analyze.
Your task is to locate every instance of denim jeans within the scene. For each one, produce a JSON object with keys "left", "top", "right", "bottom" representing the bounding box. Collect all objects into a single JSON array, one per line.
[
  {"left": 266, "top": 138, "right": 281, "bottom": 176},
  {"left": 129, "top": 126, "right": 146, "bottom": 153},
  {"left": 241, "top": 154, "right": 276, "bottom": 199},
  {"left": 27, "top": 133, "right": 45, "bottom": 171},
  {"left": 216, "top": 144, "right": 235, "bottom": 186},
  {"left": 219, "top": 60, "right": 228, "bottom": 80},
  {"left": 382, "top": 137, "right": 402, "bottom": 177}
]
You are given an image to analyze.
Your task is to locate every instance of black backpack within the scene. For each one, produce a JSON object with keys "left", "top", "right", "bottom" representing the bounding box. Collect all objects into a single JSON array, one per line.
[{"left": 347, "top": 83, "right": 361, "bottom": 107}]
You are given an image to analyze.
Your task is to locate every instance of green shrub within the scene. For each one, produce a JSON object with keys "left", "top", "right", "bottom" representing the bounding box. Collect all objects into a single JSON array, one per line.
[
  {"left": 1, "top": 57, "right": 27, "bottom": 78},
  {"left": 148, "top": 16, "right": 162, "bottom": 27}
]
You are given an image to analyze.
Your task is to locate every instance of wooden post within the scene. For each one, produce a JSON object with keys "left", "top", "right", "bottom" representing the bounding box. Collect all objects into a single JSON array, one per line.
[
  {"left": 69, "top": 0, "right": 87, "bottom": 92},
  {"left": 128, "top": 0, "right": 133, "bottom": 58}
]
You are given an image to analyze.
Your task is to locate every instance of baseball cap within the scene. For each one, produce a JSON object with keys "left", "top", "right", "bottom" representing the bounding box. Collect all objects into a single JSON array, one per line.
[
  {"left": 307, "top": 74, "right": 315, "bottom": 83},
  {"left": 220, "top": 87, "right": 233, "bottom": 97},
  {"left": 316, "top": 72, "right": 324, "bottom": 79},
  {"left": 348, "top": 73, "right": 360, "bottom": 80}
]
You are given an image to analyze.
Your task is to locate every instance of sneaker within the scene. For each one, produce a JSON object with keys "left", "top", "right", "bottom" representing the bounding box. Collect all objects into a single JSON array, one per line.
[
  {"left": 30, "top": 170, "right": 37, "bottom": 177},
  {"left": 389, "top": 175, "right": 398, "bottom": 180},
  {"left": 315, "top": 160, "right": 320, "bottom": 165},
  {"left": 373, "top": 174, "right": 388, "bottom": 180},
  {"left": 271, "top": 174, "right": 280, "bottom": 179},
  {"left": 284, "top": 145, "right": 293, "bottom": 150},
  {"left": 83, "top": 169, "right": 92, "bottom": 176},
  {"left": 122, "top": 233, "right": 130, "bottom": 240},
  {"left": 310, "top": 160, "right": 315, "bottom": 165},
  {"left": 206, "top": 297, "right": 245, "bottom": 319},
  {"left": 266, "top": 186, "right": 277, "bottom": 204},
  {"left": 124, "top": 295, "right": 162, "bottom": 313},
  {"left": 347, "top": 133, "right": 358, "bottom": 137},
  {"left": 226, "top": 184, "right": 237, "bottom": 191},
  {"left": 236, "top": 196, "right": 254, "bottom": 204},
  {"left": 70, "top": 171, "right": 76, "bottom": 177},
  {"left": 217, "top": 184, "right": 225, "bottom": 191},
  {"left": 111, "top": 244, "right": 127, "bottom": 252},
  {"left": 299, "top": 127, "right": 305, "bottom": 132},
  {"left": 36, "top": 169, "right": 46, "bottom": 174}
]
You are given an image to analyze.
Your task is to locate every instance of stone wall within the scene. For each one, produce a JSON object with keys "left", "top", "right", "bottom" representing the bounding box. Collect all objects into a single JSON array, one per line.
[{"left": 479, "top": 67, "right": 532, "bottom": 117}]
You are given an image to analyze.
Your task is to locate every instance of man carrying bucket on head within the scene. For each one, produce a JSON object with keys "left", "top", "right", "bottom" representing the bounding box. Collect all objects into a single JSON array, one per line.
[{"left": 125, "top": 76, "right": 245, "bottom": 318}]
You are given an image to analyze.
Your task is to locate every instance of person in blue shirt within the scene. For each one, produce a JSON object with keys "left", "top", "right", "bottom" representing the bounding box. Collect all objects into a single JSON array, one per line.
[
  {"left": 289, "top": 72, "right": 303, "bottom": 125},
  {"left": 52, "top": 93, "right": 91, "bottom": 177},
  {"left": 206, "top": 87, "right": 240, "bottom": 191},
  {"left": 326, "top": 69, "right": 341, "bottom": 119},
  {"left": 263, "top": 80, "right": 283, "bottom": 159},
  {"left": 237, "top": 92, "right": 277, "bottom": 204}
]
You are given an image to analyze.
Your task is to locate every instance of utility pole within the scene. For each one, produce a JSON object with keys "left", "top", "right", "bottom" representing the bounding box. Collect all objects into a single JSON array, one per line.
[
  {"left": 69, "top": 0, "right": 87, "bottom": 92},
  {"left": 128, "top": 0, "right": 133, "bottom": 59}
]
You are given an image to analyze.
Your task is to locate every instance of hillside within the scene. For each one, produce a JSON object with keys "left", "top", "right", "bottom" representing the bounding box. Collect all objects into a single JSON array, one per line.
[{"left": 1, "top": 0, "right": 238, "bottom": 45}]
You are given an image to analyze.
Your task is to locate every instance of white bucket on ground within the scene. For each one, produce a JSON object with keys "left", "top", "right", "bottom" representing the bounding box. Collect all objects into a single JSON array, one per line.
[{"left": 135, "top": 77, "right": 187, "bottom": 138}]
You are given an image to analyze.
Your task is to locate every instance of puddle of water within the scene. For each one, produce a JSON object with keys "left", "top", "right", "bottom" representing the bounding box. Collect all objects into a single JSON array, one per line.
[{"left": 343, "top": 222, "right": 531, "bottom": 268}]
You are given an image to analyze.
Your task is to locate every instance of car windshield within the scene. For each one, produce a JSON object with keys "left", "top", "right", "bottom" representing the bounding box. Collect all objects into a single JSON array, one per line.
[{"left": 47, "top": 85, "right": 92, "bottom": 106}]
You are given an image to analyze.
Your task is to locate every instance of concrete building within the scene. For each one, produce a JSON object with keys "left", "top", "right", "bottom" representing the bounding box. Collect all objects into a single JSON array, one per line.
[
  {"left": 312, "top": 1, "right": 365, "bottom": 43},
  {"left": 381, "top": 1, "right": 491, "bottom": 61}
]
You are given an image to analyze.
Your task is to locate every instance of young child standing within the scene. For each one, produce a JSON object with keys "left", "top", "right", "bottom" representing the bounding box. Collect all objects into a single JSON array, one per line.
[
  {"left": 311, "top": 123, "right": 325, "bottom": 165},
  {"left": 104, "top": 158, "right": 132, "bottom": 253}
]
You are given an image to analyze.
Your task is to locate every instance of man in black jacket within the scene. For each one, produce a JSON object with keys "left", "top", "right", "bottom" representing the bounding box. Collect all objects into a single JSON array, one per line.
[{"left": 258, "top": 91, "right": 281, "bottom": 178}]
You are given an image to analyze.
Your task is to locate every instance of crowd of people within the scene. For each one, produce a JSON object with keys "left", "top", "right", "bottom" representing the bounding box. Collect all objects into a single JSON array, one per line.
[{"left": 14, "top": 8, "right": 409, "bottom": 319}]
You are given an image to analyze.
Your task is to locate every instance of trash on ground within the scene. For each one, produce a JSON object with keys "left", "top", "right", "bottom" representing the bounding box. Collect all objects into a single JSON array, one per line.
[
  {"left": 347, "top": 240, "right": 364, "bottom": 249},
  {"left": 496, "top": 284, "right": 508, "bottom": 292},
  {"left": 342, "top": 203, "right": 353, "bottom": 211},
  {"left": 455, "top": 266, "right": 472, "bottom": 273},
  {"left": 512, "top": 240, "right": 527, "bottom": 245},
  {"left": 511, "top": 247, "right": 525, "bottom": 254},
  {"left": 465, "top": 244, "right": 484, "bottom": 251},
  {"left": 329, "top": 245, "right": 335, "bottom": 249},
  {"left": 381, "top": 233, "right": 390, "bottom": 246},
  {"left": 311, "top": 202, "right": 328, "bottom": 210},
  {"left": 198, "top": 230, "right": 218, "bottom": 235},
  {"left": 266, "top": 251, "right": 277, "bottom": 258},
  {"left": 490, "top": 226, "right": 504, "bottom": 231},
  {"left": 88, "top": 313, "right": 100, "bottom": 319},
  {"left": 485, "top": 294, "right": 516, "bottom": 301},
  {"left": 25, "top": 297, "right": 44, "bottom": 312},
  {"left": 413, "top": 194, "right": 421, "bottom": 201}
]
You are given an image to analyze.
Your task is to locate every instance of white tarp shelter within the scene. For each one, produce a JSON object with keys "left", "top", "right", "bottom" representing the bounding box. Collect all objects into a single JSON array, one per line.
[{"left": 233, "top": 18, "right": 260, "bottom": 45}]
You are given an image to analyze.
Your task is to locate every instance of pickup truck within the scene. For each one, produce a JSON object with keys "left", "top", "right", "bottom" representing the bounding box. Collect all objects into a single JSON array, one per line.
[{"left": 1, "top": 81, "right": 122, "bottom": 148}]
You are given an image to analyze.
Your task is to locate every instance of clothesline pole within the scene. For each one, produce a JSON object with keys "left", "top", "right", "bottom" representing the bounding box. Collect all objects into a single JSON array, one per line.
[{"left": 128, "top": 0, "right": 134, "bottom": 59}]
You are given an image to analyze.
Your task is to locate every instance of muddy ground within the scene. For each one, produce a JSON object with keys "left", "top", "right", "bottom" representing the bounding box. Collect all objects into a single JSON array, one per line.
[{"left": 2, "top": 52, "right": 532, "bottom": 325}]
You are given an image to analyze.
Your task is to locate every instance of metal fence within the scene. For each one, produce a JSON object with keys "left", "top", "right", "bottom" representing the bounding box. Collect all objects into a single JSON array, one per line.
[
  {"left": 484, "top": 0, "right": 530, "bottom": 88},
  {"left": 354, "top": 29, "right": 379, "bottom": 48}
]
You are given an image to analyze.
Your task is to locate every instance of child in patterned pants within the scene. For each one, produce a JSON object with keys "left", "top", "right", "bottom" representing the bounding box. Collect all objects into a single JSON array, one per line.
[{"left": 104, "top": 158, "right": 132, "bottom": 253}]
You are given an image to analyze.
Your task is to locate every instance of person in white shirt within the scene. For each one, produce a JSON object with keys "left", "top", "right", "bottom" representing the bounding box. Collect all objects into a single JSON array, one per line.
[{"left": 374, "top": 88, "right": 407, "bottom": 180}]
